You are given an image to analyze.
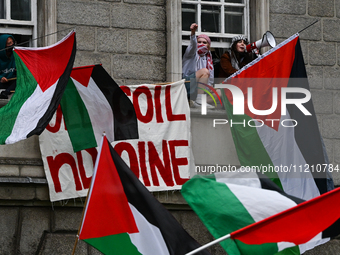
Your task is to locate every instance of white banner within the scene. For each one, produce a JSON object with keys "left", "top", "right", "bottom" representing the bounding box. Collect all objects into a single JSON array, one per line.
[{"left": 39, "top": 80, "right": 194, "bottom": 201}]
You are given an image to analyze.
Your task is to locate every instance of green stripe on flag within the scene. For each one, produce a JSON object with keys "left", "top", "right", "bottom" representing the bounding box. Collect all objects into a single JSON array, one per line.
[
  {"left": 0, "top": 53, "right": 38, "bottom": 143},
  {"left": 275, "top": 247, "right": 300, "bottom": 255},
  {"left": 60, "top": 78, "right": 97, "bottom": 152},
  {"left": 221, "top": 90, "right": 282, "bottom": 188},
  {"left": 182, "top": 175, "right": 279, "bottom": 255},
  {"left": 84, "top": 232, "right": 142, "bottom": 255}
]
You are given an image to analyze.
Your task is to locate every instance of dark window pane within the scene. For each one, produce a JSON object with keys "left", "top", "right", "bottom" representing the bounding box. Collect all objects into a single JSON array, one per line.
[
  {"left": 182, "top": 4, "right": 196, "bottom": 31},
  {"left": 0, "top": 0, "right": 5, "bottom": 19},
  {"left": 225, "top": 6, "right": 243, "bottom": 34},
  {"left": 11, "top": 0, "right": 31, "bottom": 21},
  {"left": 13, "top": 34, "right": 31, "bottom": 47},
  {"left": 201, "top": 5, "right": 220, "bottom": 33}
]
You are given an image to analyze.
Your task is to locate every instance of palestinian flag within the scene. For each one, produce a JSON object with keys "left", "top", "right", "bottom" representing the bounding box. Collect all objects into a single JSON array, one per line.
[
  {"left": 0, "top": 30, "right": 76, "bottom": 144},
  {"left": 60, "top": 65, "right": 138, "bottom": 152},
  {"left": 220, "top": 33, "right": 333, "bottom": 201},
  {"left": 182, "top": 172, "right": 340, "bottom": 255},
  {"left": 78, "top": 135, "right": 210, "bottom": 255}
]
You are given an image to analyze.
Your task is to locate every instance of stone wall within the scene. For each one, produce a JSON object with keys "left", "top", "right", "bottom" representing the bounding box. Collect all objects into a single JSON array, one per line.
[
  {"left": 2, "top": 0, "right": 340, "bottom": 254},
  {"left": 270, "top": 1, "right": 340, "bottom": 253},
  {"left": 270, "top": 0, "right": 340, "bottom": 185},
  {"left": 0, "top": 188, "right": 225, "bottom": 254},
  {"left": 0, "top": 108, "right": 232, "bottom": 254},
  {"left": 56, "top": 0, "right": 167, "bottom": 85}
]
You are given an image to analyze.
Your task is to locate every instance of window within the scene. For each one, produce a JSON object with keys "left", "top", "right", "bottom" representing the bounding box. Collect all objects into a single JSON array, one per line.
[
  {"left": 181, "top": 0, "right": 250, "bottom": 51},
  {"left": 0, "top": 0, "right": 37, "bottom": 47},
  {"left": 166, "top": 0, "right": 268, "bottom": 82}
]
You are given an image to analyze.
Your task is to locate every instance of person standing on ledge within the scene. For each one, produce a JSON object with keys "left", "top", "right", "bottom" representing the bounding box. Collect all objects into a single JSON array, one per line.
[
  {"left": 182, "top": 23, "right": 215, "bottom": 109},
  {"left": 0, "top": 34, "right": 16, "bottom": 99}
]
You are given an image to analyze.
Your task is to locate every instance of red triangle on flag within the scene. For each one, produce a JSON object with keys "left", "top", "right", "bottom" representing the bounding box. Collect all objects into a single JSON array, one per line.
[
  {"left": 71, "top": 65, "right": 94, "bottom": 87},
  {"left": 225, "top": 36, "right": 299, "bottom": 131},
  {"left": 14, "top": 32, "right": 75, "bottom": 92},
  {"left": 231, "top": 186, "right": 340, "bottom": 245},
  {"left": 79, "top": 136, "right": 139, "bottom": 240}
]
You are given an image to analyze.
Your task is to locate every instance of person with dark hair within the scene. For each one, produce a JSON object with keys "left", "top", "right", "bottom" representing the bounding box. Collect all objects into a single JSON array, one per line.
[
  {"left": 219, "top": 35, "right": 256, "bottom": 78},
  {"left": 182, "top": 23, "right": 215, "bottom": 108},
  {"left": 0, "top": 34, "right": 16, "bottom": 99}
]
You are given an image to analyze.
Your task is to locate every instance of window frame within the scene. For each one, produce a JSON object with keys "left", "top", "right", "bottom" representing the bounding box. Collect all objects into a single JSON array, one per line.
[
  {"left": 0, "top": 0, "right": 37, "bottom": 47},
  {"left": 166, "top": 0, "right": 270, "bottom": 82},
  {"left": 181, "top": 0, "right": 250, "bottom": 49}
]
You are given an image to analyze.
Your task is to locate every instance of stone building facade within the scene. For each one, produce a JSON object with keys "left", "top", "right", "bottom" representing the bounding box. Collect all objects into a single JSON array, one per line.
[{"left": 1, "top": 0, "right": 340, "bottom": 254}]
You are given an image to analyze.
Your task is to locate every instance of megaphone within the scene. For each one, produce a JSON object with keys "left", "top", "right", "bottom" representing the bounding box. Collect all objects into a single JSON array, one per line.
[{"left": 246, "top": 31, "right": 276, "bottom": 53}]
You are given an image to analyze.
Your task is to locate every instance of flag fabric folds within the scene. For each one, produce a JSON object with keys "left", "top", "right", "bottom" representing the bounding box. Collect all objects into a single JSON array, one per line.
[
  {"left": 0, "top": 30, "right": 76, "bottom": 144},
  {"left": 221, "top": 33, "right": 333, "bottom": 201},
  {"left": 60, "top": 64, "right": 138, "bottom": 152},
  {"left": 182, "top": 172, "right": 340, "bottom": 255},
  {"left": 39, "top": 79, "right": 191, "bottom": 201},
  {"left": 78, "top": 135, "right": 210, "bottom": 255},
  {"left": 230, "top": 185, "right": 340, "bottom": 247}
]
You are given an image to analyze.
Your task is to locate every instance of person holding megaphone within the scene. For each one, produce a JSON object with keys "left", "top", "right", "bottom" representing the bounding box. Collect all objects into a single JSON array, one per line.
[{"left": 218, "top": 35, "right": 257, "bottom": 78}]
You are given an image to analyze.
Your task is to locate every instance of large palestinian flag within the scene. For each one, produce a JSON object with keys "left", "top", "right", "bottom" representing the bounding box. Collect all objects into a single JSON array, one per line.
[
  {"left": 0, "top": 30, "right": 76, "bottom": 144},
  {"left": 220, "top": 33, "right": 333, "bottom": 201},
  {"left": 182, "top": 172, "right": 340, "bottom": 255},
  {"left": 60, "top": 65, "right": 138, "bottom": 152},
  {"left": 78, "top": 135, "right": 209, "bottom": 255}
]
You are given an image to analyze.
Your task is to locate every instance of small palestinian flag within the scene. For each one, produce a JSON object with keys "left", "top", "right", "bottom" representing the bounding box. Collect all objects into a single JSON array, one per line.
[
  {"left": 78, "top": 135, "right": 210, "bottom": 255},
  {"left": 0, "top": 30, "right": 76, "bottom": 144},
  {"left": 182, "top": 172, "right": 340, "bottom": 255},
  {"left": 60, "top": 64, "right": 138, "bottom": 152}
]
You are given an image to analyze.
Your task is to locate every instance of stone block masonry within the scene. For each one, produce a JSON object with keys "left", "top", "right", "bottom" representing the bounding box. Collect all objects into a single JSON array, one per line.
[
  {"left": 270, "top": 0, "right": 340, "bottom": 189},
  {"left": 56, "top": 0, "right": 167, "bottom": 85}
]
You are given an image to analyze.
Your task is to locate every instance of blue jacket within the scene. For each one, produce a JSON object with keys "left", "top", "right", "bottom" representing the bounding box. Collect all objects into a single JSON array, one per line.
[{"left": 0, "top": 34, "right": 16, "bottom": 80}]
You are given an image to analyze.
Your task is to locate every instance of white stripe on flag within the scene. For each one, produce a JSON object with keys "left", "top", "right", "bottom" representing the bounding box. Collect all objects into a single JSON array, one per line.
[
  {"left": 129, "top": 204, "right": 170, "bottom": 255},
  {"left": 6, "top": 82, "right": 57, "bottom": 144},
  {"left": 255, "top": 113, "right": 320, "bottom": 200},
  {"left": 215, "top": 171, "right": 326, "bottom": 253},
  {"left": 215, "top": 171, "right": 261, "bottom": 188},
  {"left": 73, "top": 77, "right": 115, "bottom": 145},
  {"left": 225, "top": 183, "right": 297, "bottom": 222}
]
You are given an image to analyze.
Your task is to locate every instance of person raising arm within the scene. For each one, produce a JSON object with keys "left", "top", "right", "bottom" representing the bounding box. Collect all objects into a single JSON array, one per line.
[{"left": 182, "top": 23, "right": 215, "bottom": 108}]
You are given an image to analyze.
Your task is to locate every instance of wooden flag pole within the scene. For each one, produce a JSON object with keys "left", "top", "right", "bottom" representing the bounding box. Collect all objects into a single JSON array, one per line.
[
  {"left": 71, "top": 188, "right": 91, "bottom": 255},
  {"left": 71, "top": 134, "right": 104, "bottom": 255},
  {"left": 185, "top": 234, "right": 231, "bottom": 255}
]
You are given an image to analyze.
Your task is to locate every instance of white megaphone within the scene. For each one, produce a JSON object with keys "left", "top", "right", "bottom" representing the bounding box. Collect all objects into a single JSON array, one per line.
[{"left": 246, "top": 31, "right": 276, "bottom": 54}]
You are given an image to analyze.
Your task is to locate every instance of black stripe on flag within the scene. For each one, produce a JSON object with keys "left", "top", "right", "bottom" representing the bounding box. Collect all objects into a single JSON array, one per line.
[
  {"left": 286, "top": 38, "right": 329, "bottom": 194},
  {"left": 91, "top": 65, "right": 139, "bottom": 141},
  {"left": 107, "top": 139, "right": 211, "bottom": 255},
  {"left": 259, "top": 172, "right": 340, "bottom": 239},
  {"left": 28, "top": 34, "right": 77, "bottom": 138},
  {"left": 258, "top": 173, "right": 305, "bottom": 205}
]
